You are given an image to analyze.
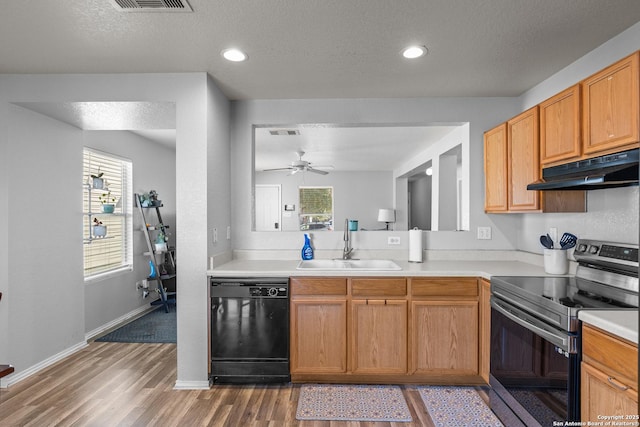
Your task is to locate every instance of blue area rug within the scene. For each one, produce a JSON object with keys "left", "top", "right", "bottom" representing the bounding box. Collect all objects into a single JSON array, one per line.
[
  {"left": 418, "top": 386, "right": 503, "bottom": 427},
  {"left": 96, "top": 304, "right": 176, "bottom": 343},
  {"left": 296, "top": 384, "right": 412, "bottom": 422}
]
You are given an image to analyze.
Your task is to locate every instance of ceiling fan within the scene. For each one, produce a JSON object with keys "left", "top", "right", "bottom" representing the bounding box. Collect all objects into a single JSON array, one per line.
[{"left": 263, "top": 151, "right": 333, "bottom": 175}]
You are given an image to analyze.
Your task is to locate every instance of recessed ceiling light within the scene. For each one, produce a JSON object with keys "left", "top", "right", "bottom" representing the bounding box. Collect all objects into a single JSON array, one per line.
[
  {"left": 401, "top": 45, "right": 428, "bottom": 59},
  {"left": 221, "top": 48, "right": 248, "bottom": 62},
  {"left": 425, "top": 167, "right": 433, "bottom": 176}
]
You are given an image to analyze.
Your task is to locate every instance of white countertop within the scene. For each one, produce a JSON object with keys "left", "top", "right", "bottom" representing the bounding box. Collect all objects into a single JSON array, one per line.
[
  {"left": 207, "top": 259, "right": 551, "bottom": 279},
  {"left": 578, "top": 310, "right": 638, "bottom": 344}
]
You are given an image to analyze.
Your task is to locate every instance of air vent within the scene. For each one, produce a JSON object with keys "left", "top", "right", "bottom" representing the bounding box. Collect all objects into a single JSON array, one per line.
[
  {"left": 269, "top": 129, "right": 301, "bottom": 136},
  {"left": 110, "top": 0, "right": 193, "bottom": 12}
]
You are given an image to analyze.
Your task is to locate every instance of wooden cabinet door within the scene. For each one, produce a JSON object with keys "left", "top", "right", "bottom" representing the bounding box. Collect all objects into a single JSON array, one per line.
[
  {"left": 290, "top": 299, "right": 347, "bottom": 374},
  {"left": 582, "top": 52, "right": 639, "bottom": 156},
  {"left": 479, "top": 279, "right": 491, "bottom": 383},
  {"left": 412, "top": 300, "right": 478, "bottom": 375},
  {"left": 508, "top": 106, "right": 540, "bottom": 211},
  {"left": 351, "top": 299, "right": 407, "bottom": 374},
  {"left": 540, "top": 84, "right": 581, "bottom": 165},
  {"left": 484, "top": 123, "right": 508, "bottom": 212},
  {"left": 581, "top": 362, "right": 638, "bottom": 423}
]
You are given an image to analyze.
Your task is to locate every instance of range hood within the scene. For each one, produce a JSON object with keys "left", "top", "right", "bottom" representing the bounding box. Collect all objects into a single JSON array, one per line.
[{"left": 527, "top": 148, "right": 639, "bottom": 191}]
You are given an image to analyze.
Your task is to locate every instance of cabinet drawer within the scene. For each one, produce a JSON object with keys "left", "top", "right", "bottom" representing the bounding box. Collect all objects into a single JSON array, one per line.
[
  {"left": 351, "top": 278, "right": 407, "bottom": 297},
  {"left": 291, "top": 277, "right": 347, "bottom": 296},
  {"left": 582, "top": 325, "right": 638, "bottom": 386},
  {"left": 411, "top": 277, "right": 478, "bottom": 297}
]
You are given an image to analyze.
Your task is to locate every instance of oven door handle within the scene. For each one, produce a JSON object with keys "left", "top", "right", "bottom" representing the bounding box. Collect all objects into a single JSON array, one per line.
[{"left": 491, "top": 298, "right": 573, "bottom": 353}]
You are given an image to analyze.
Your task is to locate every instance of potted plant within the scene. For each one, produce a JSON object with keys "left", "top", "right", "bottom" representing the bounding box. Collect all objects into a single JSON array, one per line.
[
  {"left": 155, "top": 231, "right": 167, "bottom": 252},
  {"left": 90, "top": 168, "right": 104, "bottom": 189},
  {"left": 92, "top": 218, "right": 107, "bottom": 238},
  {"left": 99, "top": 191, "right": 116, "bottom": 213},
  {"left": 149, "top": 190, "right": 162, "bottom": 207}
]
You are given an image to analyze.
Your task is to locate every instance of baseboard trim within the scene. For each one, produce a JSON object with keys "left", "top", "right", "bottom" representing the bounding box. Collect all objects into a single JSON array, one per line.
[
  {"left": 174, "top": 380, "right": 211, "bottom": 390},
  {"left": 1, "top": 341, "right": 88, "bottom": 388},
  {"left": 85, "top": 304, "right": 157, "bottom": 342}
]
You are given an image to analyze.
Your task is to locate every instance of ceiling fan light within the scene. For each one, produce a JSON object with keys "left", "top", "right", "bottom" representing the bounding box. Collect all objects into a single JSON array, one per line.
[
  {"left": 221, "top": 48, "right": 248, "bottom": 62},
  {"left": 401, "top": 45, "right": 428, "bottom": 59}
]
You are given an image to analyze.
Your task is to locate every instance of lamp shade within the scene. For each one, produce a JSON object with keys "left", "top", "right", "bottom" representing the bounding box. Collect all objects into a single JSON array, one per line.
[{"left": 377, "top": 209, "right": 396, "bottom": 223}]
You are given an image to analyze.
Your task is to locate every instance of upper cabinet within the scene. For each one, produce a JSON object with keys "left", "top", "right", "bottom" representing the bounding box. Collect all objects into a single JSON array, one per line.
[
  {"left": 507, "top": 106, "right": 540, "bottom": 211},
  {"left": 582, "top": 52, "right": 639, "bottom": 157},
  {"left": 484, "top": 108, "right": 582, "bottom": 213},
  {"left": 483, "top": 124, "right": 508, "bottom": 212},
  {"left": 540, "top": 84, "right": 581, "bottom": 165},
  {"left": 484, "top": 51, "right": 639, "bottom": 213}
]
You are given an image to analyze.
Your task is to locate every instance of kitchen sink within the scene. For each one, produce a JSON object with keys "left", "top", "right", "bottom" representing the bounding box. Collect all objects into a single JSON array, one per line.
[{"left": 296, "top": 259, "right": 402, "bottom": 270}]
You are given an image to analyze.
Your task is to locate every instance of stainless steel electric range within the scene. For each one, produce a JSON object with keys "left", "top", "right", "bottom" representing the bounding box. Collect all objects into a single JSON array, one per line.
[{"left": 489, "top": 239, "right": 638, "bottom": 427}]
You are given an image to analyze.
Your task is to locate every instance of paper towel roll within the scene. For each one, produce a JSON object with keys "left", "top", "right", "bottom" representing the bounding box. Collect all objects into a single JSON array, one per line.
[{"left": 409, "top": 228, "right": 423, "bottom": 263}]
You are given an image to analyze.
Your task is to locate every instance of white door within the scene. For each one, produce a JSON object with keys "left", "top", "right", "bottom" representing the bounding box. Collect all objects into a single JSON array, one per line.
[{"left": 255, "top": 185, "right": 281, "bottom": 231}]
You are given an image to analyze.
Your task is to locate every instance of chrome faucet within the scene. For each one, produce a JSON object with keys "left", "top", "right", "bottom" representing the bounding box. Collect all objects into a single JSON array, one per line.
[{"left": 343, "top": 218, "right": 354, "bottom": 259}]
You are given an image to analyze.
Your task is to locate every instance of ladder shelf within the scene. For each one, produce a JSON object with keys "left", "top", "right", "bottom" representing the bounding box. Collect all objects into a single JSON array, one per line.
[{"left": 135, "top": 193, "right": 176, "bottom": 313}]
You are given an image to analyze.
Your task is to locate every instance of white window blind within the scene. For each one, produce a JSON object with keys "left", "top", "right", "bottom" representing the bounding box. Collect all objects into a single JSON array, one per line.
[{"left": 83, "top": 148, "right": 133, "bottom": 278}]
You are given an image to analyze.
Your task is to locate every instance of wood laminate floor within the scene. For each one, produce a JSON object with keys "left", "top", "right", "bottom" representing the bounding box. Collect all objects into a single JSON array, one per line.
[{"left": 0, "top": 342, "right": 484, "bottom": 426}]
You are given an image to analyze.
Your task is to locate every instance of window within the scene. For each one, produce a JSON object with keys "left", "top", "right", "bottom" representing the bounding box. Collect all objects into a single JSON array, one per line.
[
  {"left": 83, "top": 148, "right": 133, "bottom": 279},
  {"left": 299, "top": 186, "right": 333, "bottom": 231}
]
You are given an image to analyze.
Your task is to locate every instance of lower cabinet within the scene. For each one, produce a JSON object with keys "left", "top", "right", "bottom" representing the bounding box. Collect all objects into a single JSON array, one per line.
[
  {"left": 290, "top": 299, "right": 347, "bottom": 374},
  {"left": 351, "top": 299, "right": 407, "bottom": 374},
  {"left": 581, "top": 324, "right": 638, "bottom": 422},
  {"left": 411, "top": 300, "right": 478, "bottom": 376},
  {"left": 411, "top": 277, "right": 479, "bottom": 378},
  {"left": 290, "top": 277, "right": 348, "bottom": 375},
  {"left": 290, "top": 276, "right": 486, "bottom": 384}
]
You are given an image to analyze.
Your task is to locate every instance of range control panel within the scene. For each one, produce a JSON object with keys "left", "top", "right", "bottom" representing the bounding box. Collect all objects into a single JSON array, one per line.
[{"left": 574, "top": 239, "right": 639, "bottom": 266}]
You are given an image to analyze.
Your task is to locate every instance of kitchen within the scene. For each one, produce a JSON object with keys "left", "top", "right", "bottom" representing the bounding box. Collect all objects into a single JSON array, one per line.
[{"left": 1, "top": 2, "right": 639, "bottom": 426}]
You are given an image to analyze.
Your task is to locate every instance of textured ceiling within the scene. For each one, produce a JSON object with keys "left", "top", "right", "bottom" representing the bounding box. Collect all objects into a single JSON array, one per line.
[{"left": 1, "top": 1, "right": 640, "bottom": 100}]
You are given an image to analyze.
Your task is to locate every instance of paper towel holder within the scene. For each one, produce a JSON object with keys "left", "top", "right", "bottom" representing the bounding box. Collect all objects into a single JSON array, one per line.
[
  {"left": 409, "top": 227, "right": 423, "bottom": 263},
  {"left": 378, "top": 209, "right": 395, "bottom": 230}
]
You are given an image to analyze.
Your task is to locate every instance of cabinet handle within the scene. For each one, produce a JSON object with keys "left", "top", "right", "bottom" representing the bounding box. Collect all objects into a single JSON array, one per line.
[{"left": 607, "top": 376, "right": 629, "bottom": 391}]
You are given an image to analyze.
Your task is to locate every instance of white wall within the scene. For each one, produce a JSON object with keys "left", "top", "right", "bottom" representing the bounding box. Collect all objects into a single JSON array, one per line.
[
  {"left": 82, "top": 130, "right": 176, "bottom": 334},
  {"left": 230, "top": 98, "right": 521, "bottom": 254},
  {"left": 0, "top": 73, "right": 225, "bottom": 389},
  {"left": 6, "top": 106, "right": 85, "bottom": 376},
  {"left": 0, "top": 96, "right": 7, "bottom": 369},
  {"left": 515, "top": 21, "right": 640, "bottom": 252}
]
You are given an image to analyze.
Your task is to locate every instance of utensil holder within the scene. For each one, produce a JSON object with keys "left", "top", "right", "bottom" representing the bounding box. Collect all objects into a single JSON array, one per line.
[{"left": 544, "top": 249, "right": 568, "bottom": 274}]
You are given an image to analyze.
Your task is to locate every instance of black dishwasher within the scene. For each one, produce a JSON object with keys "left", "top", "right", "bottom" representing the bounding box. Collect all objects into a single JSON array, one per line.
[{"left": 210, "top": 277, "right": 290, "bottom": 384}]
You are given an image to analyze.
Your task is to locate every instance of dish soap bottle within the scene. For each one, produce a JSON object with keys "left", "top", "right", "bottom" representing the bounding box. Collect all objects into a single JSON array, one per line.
[{"left": 301, "top": 233, "right": 314, "bottom": 260}]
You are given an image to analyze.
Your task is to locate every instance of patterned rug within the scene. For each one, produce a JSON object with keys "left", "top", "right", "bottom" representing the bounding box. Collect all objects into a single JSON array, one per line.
[
  {"left": 296, "top": 384, "right": 413, "bottom": 422},
  {"left": 418, "top": 386, "right": 504, "bottom": 427},
  {"left": 96, "top": 304, "right": 176, "bottom": 343}
]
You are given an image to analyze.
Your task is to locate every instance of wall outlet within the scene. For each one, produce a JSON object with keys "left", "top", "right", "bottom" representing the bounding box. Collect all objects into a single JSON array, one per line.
[
  {"left": 477, "top": 226, "right": 492, "bottom": 240},
  {"left": 226, "top": 226, "right": 231, "bottom": 240},
  {"left": 388, "top": 236, "right": 401, "bottom": 245},
  {"left": 212, "top": 228, "right": 218, "bottom": 243},
  {"left": 136, "top": 280, "right": 143, "bottom": 290}
]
